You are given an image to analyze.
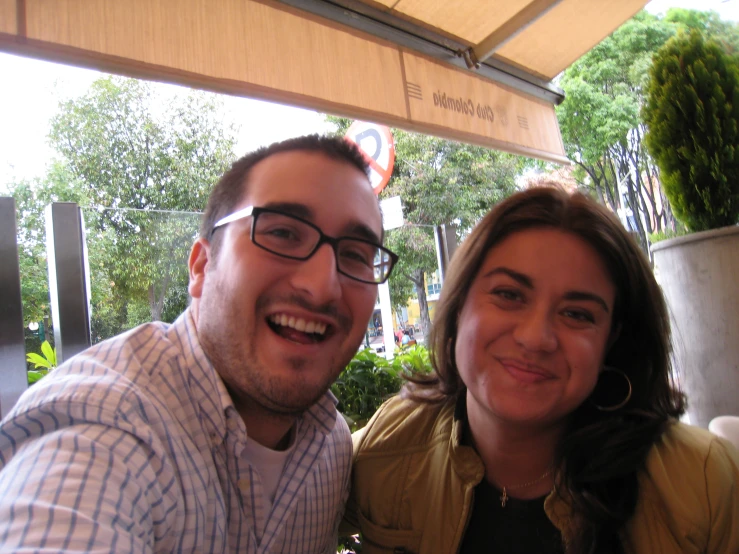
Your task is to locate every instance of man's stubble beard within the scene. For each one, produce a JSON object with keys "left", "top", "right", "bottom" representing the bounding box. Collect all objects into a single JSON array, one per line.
[{"left": 196, "top": 276, "right": 359, "bottom": 417}]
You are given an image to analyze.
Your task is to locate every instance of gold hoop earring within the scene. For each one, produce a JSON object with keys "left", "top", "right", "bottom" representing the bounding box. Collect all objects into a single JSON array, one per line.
[
  {"left": 445, "top": 337, "right": 455, "bottom": 362},
  {"left": 590, "top": 366, "right": 632, "bottom": 412}
]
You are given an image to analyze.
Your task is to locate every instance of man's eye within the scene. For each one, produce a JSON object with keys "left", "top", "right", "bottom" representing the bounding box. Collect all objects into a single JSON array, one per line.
[
  {"left": 262, "top": 226, "right": 301, "bottom": 241},
  {"left": 341, "top": 249, "right": 373, "bottom": 267}
]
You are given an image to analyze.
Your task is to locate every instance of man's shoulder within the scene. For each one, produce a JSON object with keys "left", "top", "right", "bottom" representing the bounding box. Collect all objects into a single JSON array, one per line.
[
  {"left": 75, "top": 320, "right": 179, "bottom": 378},
  {"left": 305, "top": 392, "right": 353, "bottom": 461},
  {"left": 3, "top": 318, "right": 207, "bottom": 433},
  {"left": 46, "top": 322, "right": 176, "bottom": 392}
]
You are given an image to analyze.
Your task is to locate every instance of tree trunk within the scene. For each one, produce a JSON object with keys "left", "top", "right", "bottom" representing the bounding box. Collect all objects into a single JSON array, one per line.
[
  {"left": 148, "top": 284, "right": 162, "bottom": 322},
  {"left": 409, "top": 268, "right": 432, "bottom": 336}
]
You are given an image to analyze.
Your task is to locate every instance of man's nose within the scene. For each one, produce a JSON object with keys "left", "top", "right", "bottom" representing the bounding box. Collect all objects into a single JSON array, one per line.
[
  {"left": 289, "top": 243, "right": 342, "bottom": 304},
  {"left": 513, "top": 308, "right": 558, "bottom": 353}
]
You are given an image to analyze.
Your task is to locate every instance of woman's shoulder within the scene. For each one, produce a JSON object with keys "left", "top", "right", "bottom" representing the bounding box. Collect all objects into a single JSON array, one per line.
[
  {"left": 647, "top": 421, "right": 739, "bottom": 472},
  {"left": 352, "top": 395, "right": 457, "bottom": 457},
  {"left": 629, "top": 422, "right": 739, "bottom": 551}
]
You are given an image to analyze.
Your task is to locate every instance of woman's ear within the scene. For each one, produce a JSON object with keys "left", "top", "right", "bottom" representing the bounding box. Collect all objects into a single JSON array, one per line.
[
  {"left": 188, "top": 238, "right": 211, "bottom": 299},
  {"left": 607, "top": 322, "right": 622, "bottom": 350}
]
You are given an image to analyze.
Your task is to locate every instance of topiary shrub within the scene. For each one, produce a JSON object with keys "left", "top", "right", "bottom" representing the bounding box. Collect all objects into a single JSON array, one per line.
[{"left": 643, "top": 30, "right": 739, "bottom": 232}]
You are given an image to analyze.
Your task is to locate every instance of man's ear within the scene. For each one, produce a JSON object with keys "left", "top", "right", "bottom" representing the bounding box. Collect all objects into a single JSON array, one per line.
[{"left": 188, "top": 238, "right": 211, "bottom": 299}]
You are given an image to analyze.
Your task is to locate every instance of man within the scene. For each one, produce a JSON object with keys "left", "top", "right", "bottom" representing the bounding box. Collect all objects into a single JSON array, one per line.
[{"left": 0, "top": 135, "right": 398, "bottom": 553}]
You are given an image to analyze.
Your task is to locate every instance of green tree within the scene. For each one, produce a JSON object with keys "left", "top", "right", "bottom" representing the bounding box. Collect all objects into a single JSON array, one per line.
[
  {"left": 557, "top": 11, "right": 678, "bottom": 252},
  {"left": 557, "top": 9, "right": 739, "bottom": 250},
  {"left": 384, "top": 225, "right": 435, "bottom": 317},
  {"left": 386, "top": 131, "right": 519, "bottom": 333},
  {"left": 663, "top": 8, "right": 739, "bottom": 53},
  {"left": 9, "top": 163, "right": 87, "bottom": 360},
  {"left": 332, "top": 344, "right": 432, "bottom": 432},
  {"left": 328, "top": 117, "right": 520, "bottom": 333},
  {"left": 47, "top": 76, "right": 237, "bottom": 337},
  {"left": 643, "top": 30, "right": 739, "bottom": 231}
]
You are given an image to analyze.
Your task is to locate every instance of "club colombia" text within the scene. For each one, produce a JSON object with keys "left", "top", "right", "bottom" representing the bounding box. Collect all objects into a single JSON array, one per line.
[{"left": 432, "top": 91, "right": 495, "bottom": 122}]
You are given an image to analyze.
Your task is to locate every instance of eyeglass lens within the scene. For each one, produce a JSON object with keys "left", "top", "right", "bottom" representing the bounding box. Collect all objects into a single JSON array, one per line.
[{"left": 253, "top": 211, "right": 391, "bottom": 283}]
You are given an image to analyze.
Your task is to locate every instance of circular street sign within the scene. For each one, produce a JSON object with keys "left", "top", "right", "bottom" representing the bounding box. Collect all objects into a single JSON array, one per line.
[{"left": 344, "top": 121, "right": 395, "bottom": 195}]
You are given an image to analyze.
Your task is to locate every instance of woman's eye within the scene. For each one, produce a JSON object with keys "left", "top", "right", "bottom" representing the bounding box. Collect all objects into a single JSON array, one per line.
[
  {"left": 493, "top": 289, "right": 522, "bottom": 302},
  {"left": 563, "top": 309, "right": 595, "bottom": 323}
]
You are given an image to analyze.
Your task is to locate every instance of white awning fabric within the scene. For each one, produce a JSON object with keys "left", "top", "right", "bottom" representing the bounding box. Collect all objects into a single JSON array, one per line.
[{"left": 0, "top": 0, "right": 648, "bottom": 162}]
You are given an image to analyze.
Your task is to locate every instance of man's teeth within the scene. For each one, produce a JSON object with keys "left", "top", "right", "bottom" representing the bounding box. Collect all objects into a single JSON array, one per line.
[{"left": 269, "top": 314, "right": 327, "bottom": 335}]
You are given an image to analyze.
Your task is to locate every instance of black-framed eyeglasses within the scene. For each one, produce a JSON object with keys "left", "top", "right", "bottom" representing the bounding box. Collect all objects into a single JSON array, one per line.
[{"left": 211, "top": 205, "right": 399, "bottom": 284}]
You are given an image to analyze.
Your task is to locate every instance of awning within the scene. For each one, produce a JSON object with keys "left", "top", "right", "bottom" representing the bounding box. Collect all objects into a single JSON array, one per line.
[{"left": 0, "top": 0, "right": 648, "bottom": 163}]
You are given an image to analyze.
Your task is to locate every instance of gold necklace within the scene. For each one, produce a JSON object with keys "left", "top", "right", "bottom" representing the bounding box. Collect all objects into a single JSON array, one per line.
[{"left": 499, "top": 467, "right": 554, "bottom": 508}]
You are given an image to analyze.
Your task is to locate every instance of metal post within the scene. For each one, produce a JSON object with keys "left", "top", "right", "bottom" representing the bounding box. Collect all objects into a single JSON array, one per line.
[
  {"left": 0, "top": 197, "right": 29, "bottom": 418},
  {"left": 46, "top": 203, "right": 92, "bottom": 364},
  {"left": 433, "top": 224, "right": 458, "bottom": 284},
  {"left": 378, "top": 281, "right": 395, "bottom": 359}
]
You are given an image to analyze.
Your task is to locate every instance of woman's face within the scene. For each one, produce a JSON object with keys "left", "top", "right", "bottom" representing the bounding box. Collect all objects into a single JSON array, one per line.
[{"left": 456, "top": 228, "right": 616, "bottom": 429}]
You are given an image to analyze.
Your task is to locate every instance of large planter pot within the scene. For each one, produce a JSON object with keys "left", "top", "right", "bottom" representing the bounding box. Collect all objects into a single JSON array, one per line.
[{"left": 652, "top": 226, "right": 739, "bottom": 428}]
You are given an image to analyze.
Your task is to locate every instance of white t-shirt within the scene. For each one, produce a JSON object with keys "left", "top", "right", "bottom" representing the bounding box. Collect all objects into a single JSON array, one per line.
[{"left": 242, "top": 430, "right": 296, "bottom": 512}]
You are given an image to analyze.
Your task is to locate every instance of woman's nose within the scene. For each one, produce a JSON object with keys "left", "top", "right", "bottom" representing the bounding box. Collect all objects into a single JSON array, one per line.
[{"left": 513, "top": 308, "right": 558, "bottom": 352}]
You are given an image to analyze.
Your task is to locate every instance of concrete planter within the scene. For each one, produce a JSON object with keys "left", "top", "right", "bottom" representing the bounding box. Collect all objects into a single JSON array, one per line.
[{"left": 651, "top": 226, "right": 739, "bottom": 428}]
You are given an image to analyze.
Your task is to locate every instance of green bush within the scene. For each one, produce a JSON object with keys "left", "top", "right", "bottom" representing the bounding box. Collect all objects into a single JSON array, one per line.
[
  {"left": 26, "top": 340, "right": 57, "bottom": 385},
  {"left": 332, "top": 345, "right": 433, "bottom": 432},
  {"left": 334, "top": 345, "right": 432, "bottom": 553},
  {"left": 643, "top": 30, "right": 739, "bottom": 232},
  {"left": 648, "top": 227, "right": 688, "bottom": 245}
]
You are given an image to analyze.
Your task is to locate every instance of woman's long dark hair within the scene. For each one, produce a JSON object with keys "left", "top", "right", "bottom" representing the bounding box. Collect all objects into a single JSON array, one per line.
[{"left": 403, "top": 187, "right": 685, "bottom": 554}]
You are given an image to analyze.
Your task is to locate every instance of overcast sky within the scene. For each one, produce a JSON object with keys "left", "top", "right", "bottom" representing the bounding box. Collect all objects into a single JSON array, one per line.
[{"left": 0, "top": 0, "right": 736, "bottom": 190}]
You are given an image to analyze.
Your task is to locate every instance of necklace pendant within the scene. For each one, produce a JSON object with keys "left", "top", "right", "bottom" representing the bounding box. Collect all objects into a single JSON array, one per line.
[{"left": 500, "top": 487, "right": 508, "bottom": 508}]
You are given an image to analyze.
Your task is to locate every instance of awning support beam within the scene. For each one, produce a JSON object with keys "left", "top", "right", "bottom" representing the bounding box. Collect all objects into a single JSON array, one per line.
[
  {"left": 461, "top": 0, "right": 564, "bottom": 69},
  {"left": 279, "top": 0, "right": 565, "bottom": 105}
]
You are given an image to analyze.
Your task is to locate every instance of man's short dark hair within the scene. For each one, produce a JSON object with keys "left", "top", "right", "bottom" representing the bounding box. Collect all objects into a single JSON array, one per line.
[{"left": 200, "top": 134, "right": 371, "bottom": 255}]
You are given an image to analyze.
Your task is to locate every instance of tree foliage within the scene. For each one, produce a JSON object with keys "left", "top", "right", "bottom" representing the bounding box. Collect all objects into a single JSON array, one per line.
[
  {"left": 9, "top": 163, "right": 87, "bottom": 361},
  {"left": 386, "top": 130, "right": 520, "bottom": 333},
  {"left": 663, "top": 8, "right": 739, "bottom": 53},
  {"left": 643, "top": 30, "right": 739, "bottom": 232},
  {"left": 557, "top": 8, "right": 739, "bottom": 249},
  {"left": 332, "top": 345, "right": 431, "bottom": 432},
  {"left": 46, "top": 77, "right": 237, "bottom": 337},
  {"left": 557, "top": 11, "right": 678, "bottom": 252},
  {"left": 11, "top": 76, "right": 238, "bottom": 348},
  {"left": 328, "top": 116, "right": 520, "bottom": 333},
  {"left": 383, "top": 225, "right": 435, "bottom": 314},
  {"left": 11, "top": 163, "right": 86, "bottom": 326}
]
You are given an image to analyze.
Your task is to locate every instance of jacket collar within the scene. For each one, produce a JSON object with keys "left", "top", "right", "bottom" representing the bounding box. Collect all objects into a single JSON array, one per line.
[
  {"left": 450, "top": 392, "right": 577, "bottom": 545},
  {"left": 448, "top": 394, "right": 486, "bottom": 484}
]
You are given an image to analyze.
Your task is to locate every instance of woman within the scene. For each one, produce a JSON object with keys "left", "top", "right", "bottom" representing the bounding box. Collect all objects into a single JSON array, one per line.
[{"left": 344, "top": 187, "right": 739, "bottom": 553}]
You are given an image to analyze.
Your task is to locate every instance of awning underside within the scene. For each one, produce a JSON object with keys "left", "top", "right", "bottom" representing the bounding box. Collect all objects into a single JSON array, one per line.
[{"left": 0, "top": 0, "right": 648, "bottom": 163}]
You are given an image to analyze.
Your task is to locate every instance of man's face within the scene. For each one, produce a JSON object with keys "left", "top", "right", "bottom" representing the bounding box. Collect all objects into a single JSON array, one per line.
[{"left": 189, "top": 150, "right": 381, "bottom": 416}]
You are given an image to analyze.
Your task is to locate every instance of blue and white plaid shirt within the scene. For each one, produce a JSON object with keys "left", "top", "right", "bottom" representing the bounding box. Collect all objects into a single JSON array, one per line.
[{"left": 0, "top": 309, "right": 352, "bottom": 553}]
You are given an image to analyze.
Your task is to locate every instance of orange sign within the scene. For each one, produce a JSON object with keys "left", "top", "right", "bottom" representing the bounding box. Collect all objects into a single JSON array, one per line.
[{"left": 345, "top": 122, "right": 395, "bottom": 195}]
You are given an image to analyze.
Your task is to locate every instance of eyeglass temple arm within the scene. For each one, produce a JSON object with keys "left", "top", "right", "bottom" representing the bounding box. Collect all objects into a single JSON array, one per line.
[{"left": 212, "top": 206, "right": 255, "bottom": 230}]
